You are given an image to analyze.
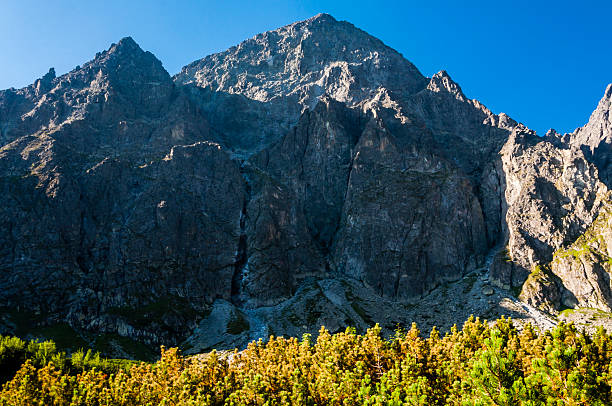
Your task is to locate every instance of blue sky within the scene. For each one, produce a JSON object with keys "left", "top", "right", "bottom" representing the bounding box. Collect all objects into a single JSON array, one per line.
[{"left": 1, "top": 0, "right": 610, "bottom": 136}]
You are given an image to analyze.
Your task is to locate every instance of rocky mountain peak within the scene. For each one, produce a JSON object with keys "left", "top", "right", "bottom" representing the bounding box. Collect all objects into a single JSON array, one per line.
[
  {"left": 545, "top": 128, "right": 559, "bottom": 137},
  {"left": 174, "top": 14, "right": 427, "bottom": 106},
  {"left": 591, "top": 83, "right": 612, "bottom": 116},
  {"left": 85, "top": 36, "right": 169, "bottom": 82},
  {"left": 567, "top": 83, "right": 612, "bottom": 187},
  {"left": 605, "top": 83, "right": 612, "bottom": 100},
  {"left": 111, "top": 36, "right": 141, "bottom": 52},
  {"left": 427, "top": 70, "right": 466, "bottom": 100},
  {"left": 304, "top": 12, "right": 337, "bottom": 24},
  {"left": 42, "top": 67, "right": 56, "bottom": 82},
  {"left": 0, "top": 35, "right": 177, "bottom": 150},
  {"left": 34, "top": 67, "right": 57, "bottom": 95},
  {"left": 576, "top": 84, "right": 612, "bottom": 134},
  {"left": 95, "top": 36, "right": 147, "bottom": 62}
]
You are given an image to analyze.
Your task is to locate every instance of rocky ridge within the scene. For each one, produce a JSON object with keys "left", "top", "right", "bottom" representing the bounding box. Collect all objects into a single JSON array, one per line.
[{"left": 0, "top": 14, "right": 610, "bottom": 357}]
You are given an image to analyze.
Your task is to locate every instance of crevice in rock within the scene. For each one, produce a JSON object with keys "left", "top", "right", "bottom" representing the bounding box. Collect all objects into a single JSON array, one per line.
[
  {"left": 324, "top": 113, "right": 370, "bottom": 276},
  {"left": 231, "top": 162, "right": 251, "bottom": 306},
  {"left": 394, "top": 215, "right": 416, "bottom": 298}
]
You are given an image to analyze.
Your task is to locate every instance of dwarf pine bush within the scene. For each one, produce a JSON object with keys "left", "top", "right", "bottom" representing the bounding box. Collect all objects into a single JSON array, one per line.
[{"left": 0, "top": 317, "right": 611, "bottom": 405}]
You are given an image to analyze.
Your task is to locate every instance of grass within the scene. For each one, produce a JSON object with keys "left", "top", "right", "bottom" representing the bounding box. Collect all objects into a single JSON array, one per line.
[
  {"left": 558, "top": 308, "right": 576, "bottom": 318},
  {"left": 552, "top": 203, "right": 611, "bottom": 265},
  {"left": 94, "top": 333, "right": 157, "bottom": 361},
  {"left": 351, "top": 301, "right": 374, "bottom": 326},
  {"left": 1, "top": 308, "right": 91, "bottom": 353},
  {"left": 1, "top": 307, "right": 48, "bottom": 337},
  {"left": 304, "top": 295, "right": 323, "bottom": 326},
  {"left": 29, "top": 323, "right": 88, "bottom": 351},
  {"left": 500, "top": 247, "right": 512, "bottom": 262},
  {"left": 226, "top": 311, "right": 250, "bottom": 335},
  {"left": 563, "top": 307, "right": 612, "bottom": 317},
  {"left": 281, "top": 307, "right": 302, "bottom": 327},
  {"left": 107, "top": 295, "right": 199, "bottom": 329}
]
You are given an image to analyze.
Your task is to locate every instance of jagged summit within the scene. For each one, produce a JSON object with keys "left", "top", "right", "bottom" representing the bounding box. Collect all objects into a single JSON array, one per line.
[
  {"left": 85, "top": 36, "right": 167, "bottom": 78},
  {"left": 581, "top": 84, "right": 612, "bottom": 124},
  {"left": 42, "top": 67, "right": 56, "bottom": 81},
  {"left": 0, "top": 34, "right": 178, "bottom": 150},
  {"left": 174, "top": 13, "right": 427, "bottom": 106},
  {"left": 98, "top": 36, "right": 156, "bottom": 64},
  {"left": 427, "top": 70, "right": 466, "bottom": 100},
  {"left": 171, "top": 13, "right": 432, "bottom": 154},
  {"left": 566, "top": 83, "right": 612, "bottom": 186},
  {"left": 113, "top": 36, "right": 140, "bottom": 50},
  {"left": 104, "top": 36, "right": 145, "bottom": 56},
  {"left": 304, "top": 12, "right": 337, "bottom": 23},
  {"left": 605, "top": 83, "right": 612, "bottom": 99}
]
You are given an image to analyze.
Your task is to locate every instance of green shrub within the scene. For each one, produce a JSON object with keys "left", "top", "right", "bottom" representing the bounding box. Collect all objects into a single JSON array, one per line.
[{"left": 1, "top": 318, "right": 611, "bottom": 405}]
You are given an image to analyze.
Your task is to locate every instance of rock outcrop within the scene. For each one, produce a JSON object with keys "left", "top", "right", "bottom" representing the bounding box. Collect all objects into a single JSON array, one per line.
[
  {"left": 520, "top": 198, "right": 612, "bottom": 313},
  {"left": 0, "top": 38, "right": 244, "bottom": 347},
  {"left": 490, "top": 129, "right": 608, "bottom": 290},
  {"left": 568, "top": 85, "right": 612, "bottom": 188}
]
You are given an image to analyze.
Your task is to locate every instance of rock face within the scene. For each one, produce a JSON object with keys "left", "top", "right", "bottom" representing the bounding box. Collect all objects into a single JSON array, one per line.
[
  {"left": 502, "top": 85, "right": 612, "bottom": 314},
  {"left": 490, "top": 129, "right": 608, "bottom": 290},
  {"left": 520, "top": 199, "right": 612, "bottom": 313},
  {"left": 0, "top": 14, "right": 611, "bottom": 355},
  {"left": 568, "top": 85, "right": 612, "bottom": 188},
  {"left": 331, "top": 118, "right": 487, "bottom": 299},
  {"left": 0, "top": 38, "right": 244, "bottom": 346},
  {"left": 175, "top": 13, "right": 428, "bottom": 154}
]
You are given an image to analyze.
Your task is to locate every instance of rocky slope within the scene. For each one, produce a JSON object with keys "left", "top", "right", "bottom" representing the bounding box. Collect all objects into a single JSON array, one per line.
[
  {"left": 490, "top": 128, "right": 608, "bottom": 291},
  {"left": 0, "top": 14, "right": 610, "bottom": 357},
  {"left": 511, "top": 85, "right": 612, "bottom": 315},
  {"left": 520, "top": 197, "right": 612, "bottom": 313},
  {"left": 0, "top": 38, "right": 244, "bottom": 347},
  {"left": 567, "top": 85, "right": 612, "bottom": 188}
]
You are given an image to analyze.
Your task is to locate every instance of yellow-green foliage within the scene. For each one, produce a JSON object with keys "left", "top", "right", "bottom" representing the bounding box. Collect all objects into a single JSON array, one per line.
[
  {"left": 1, "top": 318, "right": 611, "bottom": 405},
  {"left": 553, "top": 204, "right": 612, "bottom": 265}
]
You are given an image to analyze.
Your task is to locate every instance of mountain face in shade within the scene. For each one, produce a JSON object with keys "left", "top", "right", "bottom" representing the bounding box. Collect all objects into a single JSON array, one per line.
[{"left": 0, "top": 14, "right": 610, "bottom": 357}]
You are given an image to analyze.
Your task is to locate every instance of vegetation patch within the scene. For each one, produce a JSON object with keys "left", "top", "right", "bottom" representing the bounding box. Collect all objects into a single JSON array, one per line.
[
  {"left": 107, "top": 295, "right": 198, "bottom": 329},
  {"left": 94, "top": 333, "right": 157, "bottom": 361},
  {"left": 281, "top": 306, "right": 302, "bottom": 326},
  {"left": 1, "top": 318, "right": 611, "bottom": 404},
  {"left": 350, "top": 301, "right": 374, "bottom": 326},
  {"left": 1, "top": 307, "right": 49, "bottom": 337},
  {"left": 553, "top": 204, "right": 612, "bottom": 265},
  {"left": 500, "top": 247, "right": 512, "bottom": 262},
  {"left": 29, "top": 323, "right": 88, "bottom": 352},
  {"left": 226, "top": 311, "right": 250, "bottom": 335}
]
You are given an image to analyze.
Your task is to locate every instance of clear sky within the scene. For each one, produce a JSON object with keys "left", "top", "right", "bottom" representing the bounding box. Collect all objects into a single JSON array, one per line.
[{"left": 1, "top": 0, "right": 610, "bottom": 136}]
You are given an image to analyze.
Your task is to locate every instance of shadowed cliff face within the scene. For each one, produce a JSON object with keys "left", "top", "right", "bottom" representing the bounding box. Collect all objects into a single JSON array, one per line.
[
  {"left": 0, "top": 14, "right": 611, "bottom": 354},
  {"left": 0, "top": 37, "right": 245, "bottom": 346}
]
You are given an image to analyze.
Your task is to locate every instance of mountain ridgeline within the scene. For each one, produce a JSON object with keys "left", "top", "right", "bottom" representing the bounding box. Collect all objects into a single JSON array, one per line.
[{"left": 0, "top": 14, "right": 611, "bottom": 357}]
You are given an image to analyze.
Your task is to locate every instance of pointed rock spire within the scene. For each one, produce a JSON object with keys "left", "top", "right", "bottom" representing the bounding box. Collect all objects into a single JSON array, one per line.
[
  {"left": 568, "top": 83, "right": 612, "bottom": 187},
  {"left": 306, "top": 12, "right": 338, "bottom": 24},
  {"left": 427, "top": 70, "right": 466, "bottom": 101}
]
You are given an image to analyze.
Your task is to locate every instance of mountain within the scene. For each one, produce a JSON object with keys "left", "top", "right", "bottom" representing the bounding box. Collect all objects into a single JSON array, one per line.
[
  {"left": 0, "top": 14, "right": 610, "bottom": 357},
  {"left": 567, "top": 84, "right": 612, "bottom": 188}
]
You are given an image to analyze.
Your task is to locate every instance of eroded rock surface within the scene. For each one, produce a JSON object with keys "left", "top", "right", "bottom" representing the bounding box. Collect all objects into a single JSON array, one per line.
[
  {"left": 520, "top": 199, "right": 612, "bottom": 313},
  {"left": 568, "top": 85, "right": 612, "bottom": 188},
  {"left": 491, "top": 129, "right": 608, "bottom": 290}
]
